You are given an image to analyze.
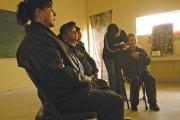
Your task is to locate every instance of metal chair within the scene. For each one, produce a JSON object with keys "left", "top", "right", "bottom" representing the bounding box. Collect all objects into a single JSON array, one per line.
[
  {"left": 25, "top": 68, "right": 97, "bottom": 120},
  {"left": 122, "top": 74, "right": 148, "bottom": 110},
  {"left": 121, "top": 76, "right": 130, "bottom": 109}
]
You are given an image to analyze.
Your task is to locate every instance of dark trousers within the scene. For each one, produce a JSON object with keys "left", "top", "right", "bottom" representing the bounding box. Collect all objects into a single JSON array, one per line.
[
  {"left": 103, "top": 58, "right": 124, "bottom": 95},
  {"left": 57, "top": 88, "right": 124, "bottom": 120},
  {"left": 127, "top": 73, "right": 157, "bottom": 107}
]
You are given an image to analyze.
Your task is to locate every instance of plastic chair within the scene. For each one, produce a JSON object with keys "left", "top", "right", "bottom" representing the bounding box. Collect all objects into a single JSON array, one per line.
[{"left": 25, "top": 68, "right": 97, "bottom": 120}]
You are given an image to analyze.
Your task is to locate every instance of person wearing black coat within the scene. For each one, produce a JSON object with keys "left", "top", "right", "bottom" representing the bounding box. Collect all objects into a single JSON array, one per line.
[
  {"left": 16, "top": 1, "right": 127, "bottom": 118},
  {"left": 102, "top": 23, "right": 128, "bottom": 95},
  {"left": 120, "top": 33, "right": 160, "bottom": 111},
  {"left": 73, "top": 26, "right": 109, "bottom": 89}
]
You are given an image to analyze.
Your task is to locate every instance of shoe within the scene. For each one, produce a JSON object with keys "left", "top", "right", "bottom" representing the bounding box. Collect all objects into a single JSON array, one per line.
[
  {"left": 131, "top": 106, "right": 138, "bottom": 111},
  {"left": 150, "top": 104, "right": 160, "bottom": 111},
  {"left": 124, "top": 117, "right": 131, "bottom": 120}
]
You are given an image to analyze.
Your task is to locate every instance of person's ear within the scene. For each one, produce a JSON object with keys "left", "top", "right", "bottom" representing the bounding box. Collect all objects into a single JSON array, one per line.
[
  {"left": 62, "top": 33, "right": 66, "bottom": 40},
  {"left": 34, "top": 8, "right": 44, "bottom": 21}
]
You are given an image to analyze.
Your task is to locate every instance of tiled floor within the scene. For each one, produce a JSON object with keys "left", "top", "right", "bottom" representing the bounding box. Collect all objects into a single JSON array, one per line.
[{"left": 0, "top": 82, "right": 180, "bottom": 120}]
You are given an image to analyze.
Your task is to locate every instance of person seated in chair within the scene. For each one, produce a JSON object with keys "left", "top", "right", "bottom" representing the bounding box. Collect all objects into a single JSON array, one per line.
[
  {"left": 68, "top": 24, "right": 109, "bottom": 90},
  {"left": 54, "top": 21, "right": 129, "bottom": 120},
  {"left": 16, "top": 1, "right": 129, "bottom": 118},
  {"left": 120, "top": 33, "right": 160, "bottom": 111}
]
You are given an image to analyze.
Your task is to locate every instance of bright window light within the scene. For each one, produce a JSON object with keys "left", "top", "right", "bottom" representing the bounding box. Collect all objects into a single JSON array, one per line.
[{"left": 136, "top": 10, "right": 180, "bottom": 35}]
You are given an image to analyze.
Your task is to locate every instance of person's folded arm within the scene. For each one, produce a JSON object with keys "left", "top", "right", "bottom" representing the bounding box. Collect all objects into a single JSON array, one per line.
[{"left": 139, "top": 49, "right": 151, "bottom": 66}]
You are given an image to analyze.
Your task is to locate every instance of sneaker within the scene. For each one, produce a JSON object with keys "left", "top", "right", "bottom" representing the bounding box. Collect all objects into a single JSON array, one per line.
[
  {"left": 150, "top": 104, "right": 160, "bottom": 111},
  {"left": 131, "top": 106, "right": 138, "bottom": 111}
]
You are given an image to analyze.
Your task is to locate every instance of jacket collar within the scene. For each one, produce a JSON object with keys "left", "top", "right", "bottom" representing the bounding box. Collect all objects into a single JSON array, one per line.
[{"left": 25, "top": 22, "right": 57, "bottom": 36}]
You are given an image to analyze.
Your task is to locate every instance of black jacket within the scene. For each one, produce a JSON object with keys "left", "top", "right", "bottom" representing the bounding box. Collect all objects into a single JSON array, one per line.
[
  {"left": 102, "top": 29, "right": 127, "bottom": 59},
  {"left": 16, "top": 22, "right": 91, "bottom": 102},
  {"left": 75, "top": 41, "right": 98, "bottom": 76},
  {"left": 120, "top": 46, "right": 151, "bottom": 75}
]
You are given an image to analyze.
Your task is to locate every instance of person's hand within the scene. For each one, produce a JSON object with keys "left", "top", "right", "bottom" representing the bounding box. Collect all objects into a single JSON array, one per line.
[
  {"left": 120, "top": 42, "right": 129, "bottom": 50},
  {"left": 123, "top": 43, "right": 129, "bottom": 48},
  {"left": 94, "top": 73, "right": 98, "bottom": 79},
  {"left": 131, "top": 51, "right": 140, "bottom": 59},
  {"left": 90, "top": 75, "right": 97, "bottom": 85}
]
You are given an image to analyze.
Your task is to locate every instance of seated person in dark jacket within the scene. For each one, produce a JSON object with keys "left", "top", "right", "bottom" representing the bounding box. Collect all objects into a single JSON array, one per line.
[
  {"left": 54, "top": 21, "right": 127, "bottom": 119},
  {"left": 75, "top": 26, "right": 109, "bottom": 89},
  {"left": 121, "top": 33, "right": 160, "bottom": 111},
  {"left": 58, "top": 22, "right": 109, "bottom": 90},
  {"left": 16, "top": 1, "right": 128, "bottom": 120}
]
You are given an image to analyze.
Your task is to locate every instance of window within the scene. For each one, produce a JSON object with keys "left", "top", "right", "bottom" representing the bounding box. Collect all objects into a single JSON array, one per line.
[{"left": 136, "top": 10, "right": 180, "bottom": 35}]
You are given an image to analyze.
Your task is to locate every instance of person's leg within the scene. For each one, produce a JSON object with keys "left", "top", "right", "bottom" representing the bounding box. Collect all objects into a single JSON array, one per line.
[
  {"left": 103, "top": 58, "right": 116, "bottom": 91},
  {"left": 143, "top": 74, "right": 160, "bottom": 111},
  {"left": 128, "top": 75, "right": 141, "bottom": 111},
  {"left": 58, "top": 89, "right": 125, "bottom": 120},
  {"left": 114, "top": 60, "right": 124, "bottom": 96}
]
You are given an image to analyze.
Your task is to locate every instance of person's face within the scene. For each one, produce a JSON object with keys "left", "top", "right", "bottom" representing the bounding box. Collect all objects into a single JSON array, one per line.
[
  {"left": 76, "top": 31, "right": 82, "bottom": 41},
  {"left": 128, "top": 36, "right": 136, "bottom": 47},
  {"left": 38, "top": 6, "right": 56, "bottom": 28},
  {"left": 115, "top": 31, "right": 120, "bottom": 38},
  {"left": 64, "top": 27, "right": 78, "bottom": 44}
]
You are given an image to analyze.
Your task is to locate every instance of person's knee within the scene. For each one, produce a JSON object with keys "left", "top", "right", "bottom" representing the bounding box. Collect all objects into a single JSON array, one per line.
[
  {"left": 146, "top": 74, "right": 156, "bottom": 83},
  {"left": 110, "top": 94, "right": 124, "bottom": 108}
]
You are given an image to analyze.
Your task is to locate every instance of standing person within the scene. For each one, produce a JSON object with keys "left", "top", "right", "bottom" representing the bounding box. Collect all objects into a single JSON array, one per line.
[
  {"left": 102, "top": 23, "right": 128, "bottom": 95},
  {"left": 16, "top": 1, "right": 130, "bottom": 119},
  {"left": 121, "top": 33, "right": 160, "bottom": 111}
]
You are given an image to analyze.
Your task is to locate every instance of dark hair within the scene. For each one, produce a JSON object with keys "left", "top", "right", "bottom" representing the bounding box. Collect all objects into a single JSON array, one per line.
[
  {"left": 107, "top": 23, "right": 119, "bottom": 35},
  {"left": 76, "top": 27, "right": 80, "bottom": 32},
  {"left": 128, "top": 33, "right": 135, "bottom": 38},
  {"left": 58, "top": 21, "right": 76, "bottom": 40},
  {"left": 16, "top": 0, "right": 53, "bottom": 25}
]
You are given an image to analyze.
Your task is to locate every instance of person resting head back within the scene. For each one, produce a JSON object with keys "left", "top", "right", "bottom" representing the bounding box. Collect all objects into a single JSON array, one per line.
[
  {"left": 58, "top": 21, "right": 78, "bottom": 46},
  {"left": 76, "top": 26, "right": 82, "bottom": 42}
]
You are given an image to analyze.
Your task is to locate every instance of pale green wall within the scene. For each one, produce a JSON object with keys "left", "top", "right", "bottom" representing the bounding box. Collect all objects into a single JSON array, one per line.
[
  {"left": 0, "top": 0, "right": 88, "bottom": 92},
  {"left": 88, "top": 0, "right": 180, "bottom": 81}
]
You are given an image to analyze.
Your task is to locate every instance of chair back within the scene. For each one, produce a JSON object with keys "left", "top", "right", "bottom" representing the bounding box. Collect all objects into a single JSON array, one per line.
[
  {"left": 25, "top": 68, "right": 64, "bottom": 120},
  {"left": 25, "top": 68, "right": 97, "bottom": 120}
]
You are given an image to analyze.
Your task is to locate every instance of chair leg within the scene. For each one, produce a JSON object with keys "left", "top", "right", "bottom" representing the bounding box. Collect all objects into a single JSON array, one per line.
[
  {"left": 141, "top": 82, "right": 148, "bottom": 110},
  {"left": 122, "top": 81, "right": 130, "bottom": 109}
]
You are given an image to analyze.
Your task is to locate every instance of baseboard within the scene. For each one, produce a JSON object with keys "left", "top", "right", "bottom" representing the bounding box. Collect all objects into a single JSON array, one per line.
[
  {"left": 157, "top": 80, "right": 180, "bottom": 83},
  {"left": 0, "top": 87, "right": 36, "bottom": 96}
]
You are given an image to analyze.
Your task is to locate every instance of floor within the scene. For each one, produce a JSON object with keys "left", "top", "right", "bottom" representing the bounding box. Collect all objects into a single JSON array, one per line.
[{"left": 0, "top": 82, "right": 180, "bottom": 120}]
